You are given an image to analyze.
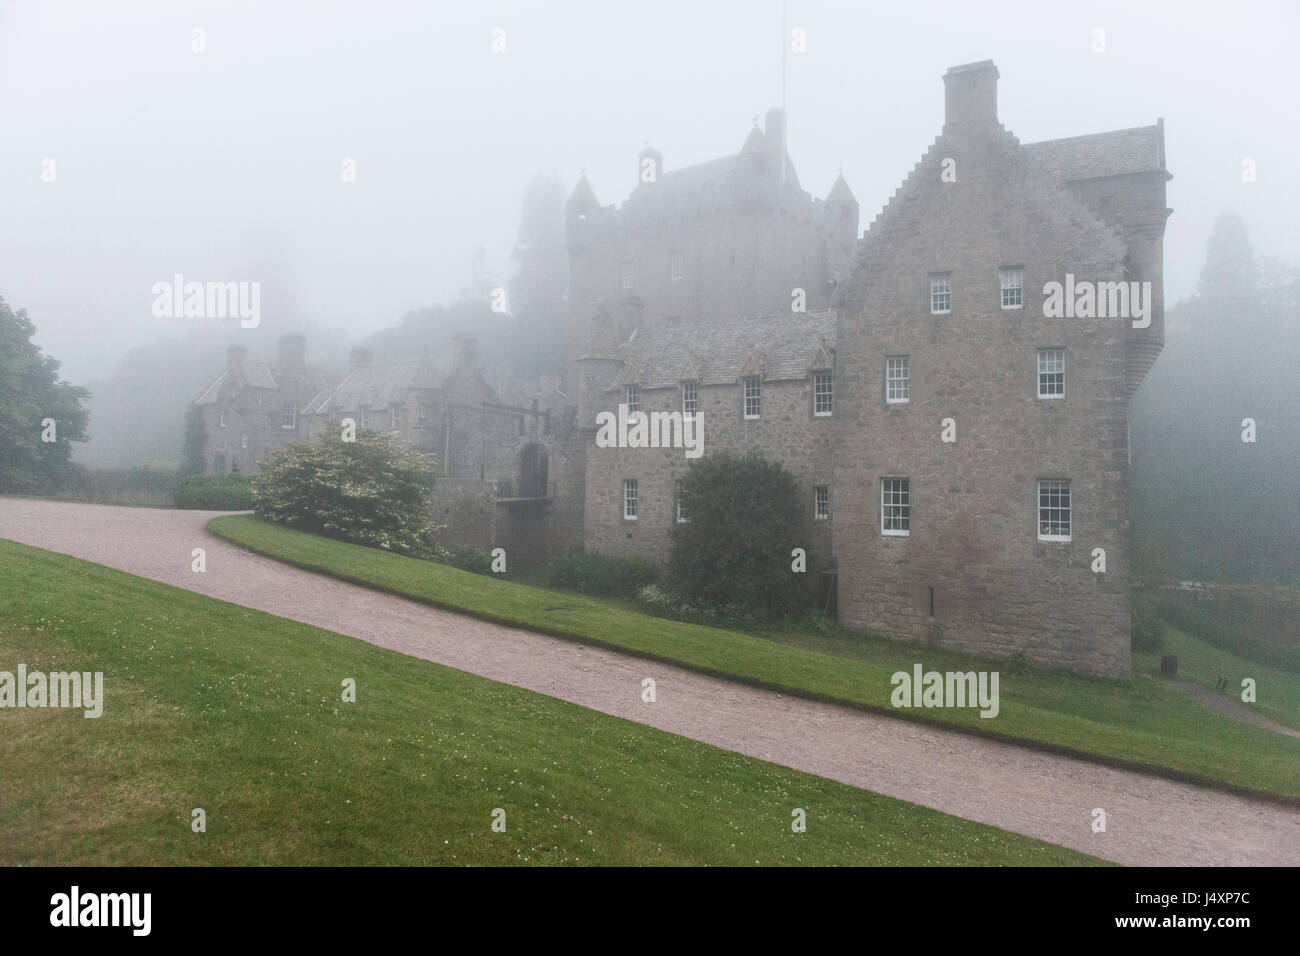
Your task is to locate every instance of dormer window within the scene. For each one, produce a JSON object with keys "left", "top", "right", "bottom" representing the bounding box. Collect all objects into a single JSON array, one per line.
[
  {"left": 621, "top": 261, "right": 633, "bottom": 290},
  {"left": 813, "top": 371, "right": 832, "bottom": 416},
  {"left": 743, "top": 376, "right": 761, "bottom": 419},
  {"left": 682, "top": 381, "right": 698, "bottom": 418},
  {"left": 670, "top": 250, "right": 684, "bottom": 282},
  {"left": 624, "top": 384, "right": 640, "bottom": 414}
]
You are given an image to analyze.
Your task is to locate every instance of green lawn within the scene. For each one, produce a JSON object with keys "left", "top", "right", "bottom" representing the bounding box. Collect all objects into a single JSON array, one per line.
[
  {"left": 0, "top": 538, "right": 1101, "bottom": 866},
  {"left": 208, "top": 515, "right": 1300, "bottom": 800}
]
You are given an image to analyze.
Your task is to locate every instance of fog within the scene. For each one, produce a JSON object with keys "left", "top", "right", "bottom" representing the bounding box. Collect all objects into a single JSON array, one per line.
[{"left": 1, "top": 0, "right": 1297, "bottom": 464}]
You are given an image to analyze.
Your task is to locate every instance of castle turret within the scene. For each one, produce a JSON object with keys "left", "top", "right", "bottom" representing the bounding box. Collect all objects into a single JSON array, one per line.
[{"left": 827, "top": 170, "right": 859, "bottom": 245}]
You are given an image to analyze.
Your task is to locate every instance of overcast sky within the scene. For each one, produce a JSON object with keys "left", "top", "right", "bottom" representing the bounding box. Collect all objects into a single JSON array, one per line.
[{"left": 2, "top": 0, "right": 1296, "bottom": 381}]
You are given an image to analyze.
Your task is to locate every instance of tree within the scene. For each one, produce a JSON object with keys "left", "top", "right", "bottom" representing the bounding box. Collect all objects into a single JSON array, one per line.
[
  {"left": 508, "top": 172, "right": 569, "bottom": 378},
  {"left": 668, "top": 451, "right": 812, "bottom": 617},
  {"left": 0, "top": 296, "right": 90, "bottom": 493},
  {"left": 1129, "top": 214, "right": 1300, "bottom": 582},
  {"left": 251, "top": 427, "right": 439, "bottom": 556},
  {"left": 180, "top": 404, "right": 207, "bottom": 477}
]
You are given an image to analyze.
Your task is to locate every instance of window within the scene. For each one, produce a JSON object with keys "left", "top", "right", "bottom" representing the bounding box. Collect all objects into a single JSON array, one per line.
[
  {"left": 623, "top": 479, "right": 638, "bottom": 520},
  {"left": 390, "top": 404, "right": 401, "bottom": 429},
  {"left": 218, "top": 408, "right": 227, "bottom": 428},
  {"left": 814, "top": 486, "right": 830, "bottom": 520},
  {"left": 882, "top": 478, "right": 911, "bottom": 536},
  {"left": 1038, "top": 348, "right": 1065, "bottom": 398},
  {"left": 1000, "top": 267, "right": 1023, "bottom": 309},
  {"left": 1037, "top": 479, "right": 1071, "bottom": 541},
  {"left": 886, "top": 356, "right": 910, "bottom": 403},
  {"left": 930, "top": 273, "right": 951, "bottom": 314},
  {"left": 360, "top": 406, "right": 368, "bottom": 429},
  {"left": 670, "top": 249, "right": 684, "bottom": 281},
  {"left": 240, "top": 432, "right": 248, "bottom": 449},
  {"left": 675, "top": 479, "right": 689, "bottom": 523},
  {"left": 682, "top": 381, "right": 698, "bottom": 418},
  {"left": 813, "top": 371, "right": 833, "bottom": 416},
  {"left": 621, "top": 261, "right": 633, "bottom": 290},
  {"left": 625, "top": 384, "right": 640, "bottom": 414},
  {"left": 743, "top": 376, "right": 761, "bottom": 419},
  {"left": 213, "top": 454, "right": 226, "bottom": 475},
  {"left": 282, "top": 401, "right": 296, "bottom": 429}
]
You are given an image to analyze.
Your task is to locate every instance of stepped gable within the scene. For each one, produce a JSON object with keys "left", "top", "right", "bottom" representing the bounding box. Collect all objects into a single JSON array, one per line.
[{"left": 602, "top": 309, "right": 837, "bottom": 391}]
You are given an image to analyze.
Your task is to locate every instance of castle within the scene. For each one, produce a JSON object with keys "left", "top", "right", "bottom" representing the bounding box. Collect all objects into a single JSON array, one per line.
[{"left": 193, "top": 61, "right": 1170, "bottom": 677}]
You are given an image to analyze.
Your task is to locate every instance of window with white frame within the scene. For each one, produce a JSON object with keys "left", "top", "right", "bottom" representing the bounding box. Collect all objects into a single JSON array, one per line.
[
  {"left": 1000, "top": 267, "right": 1024, "bottom": 309},
  {"left": 623, "top": 479, "right": 638, "bottom": 520},
  {"left": 675, "top": 479, "right": 688, "bottom": 523},
  {"left": 930, "top": 273, "right": 951, "bottom": 314},
  {"left": 881, "top": 478, "right": 911, "bottom": 536},
  {"left": 360, "top": 406, "right": 368, "bottom": 429},
  {"left": 390, "top": 404, "right": 401, "bottom": 429},
  {"left": 670, "top": 249, "right": 684, "bottom": 281},
  {"left": 886, "top": 356, "right": 910, "bottom": 403},
  {"left": 743, "top": 376, "right": 761, "bottom": 419},
  {"left": 814, "top": 485, "right": 830, "bottom": 520},
  {"left": 214, "top": 455, "right": 226, "bottom": 475},
  {"left": 218, "top": 408, "right": 227, "bottom": 428},
  {"left": 624, "top": 384, "right": 640, "bottom": 414},
  {"left": 813, "top": 371, "right": 833, "bottom": 416},
  {"left": 1037, "top": 479, "right": 1071, "bottom": 540},
  {"left": 282, "top": 401, "right": 296, "bottom": 429},
  {"left": 621, "top": 260, "right": 633, "bottom": 290},
  {"left": 682, "top": 380, "right": 698, "bottom": 417},
  {"left": 241, "top": 432, "right": 248, "bottom": 449},
  {"left": 1038, "top": 348, "right": 1065, "bottom": 398}
]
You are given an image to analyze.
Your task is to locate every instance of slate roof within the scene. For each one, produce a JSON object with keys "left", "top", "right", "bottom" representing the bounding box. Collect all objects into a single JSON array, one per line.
[
  {"left": 1023, "top": 123, "right": 1164, "bottom": 181},
  {"left": 302, "top": 358, "right": 443, "bottom": 414},
  {"left": 607, "top": 310, "right": 837, "bottom": 391},
  {"left": 195, "top": 360, "right": 277, "bottom": 404}
]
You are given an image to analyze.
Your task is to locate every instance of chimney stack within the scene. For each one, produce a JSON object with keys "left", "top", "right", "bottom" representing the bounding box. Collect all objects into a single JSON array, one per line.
[
  {"left": 453, "top": 334, "right": 479, "bottom": 368},
  {"left": 277, "top": 333, "right": 305, "bottom": 367},
  {"left": 349, "top": 345, "right": 372, "bottom": 372},
  {"left": 943, "top": 60, "right": 999, "bottom": 133},
  {"left": 637, "top": 145, "right": 663, "bottom": 186},
  {"left": 227, "top": 344, "right": 247, "bottom": 373}
]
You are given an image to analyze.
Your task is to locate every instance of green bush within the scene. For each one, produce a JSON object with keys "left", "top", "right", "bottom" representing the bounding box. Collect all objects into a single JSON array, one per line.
[
  {"left": 437, "top": 542, "right": 495, "bottom": 576},
  {"left": 251, "top": 429, "right": 438, "bottom": 557},
  {"left": 174, "top": 475, "right": 254, "bottom": 510},
  {"left": 669, "top": 451, "right": 812, "bottom": 619},
  {"left": 634, "top": 583, "right": 761, "bottom": 628},
  {"left": 548, "top": 551, "right": 658, "bottom": 598}
]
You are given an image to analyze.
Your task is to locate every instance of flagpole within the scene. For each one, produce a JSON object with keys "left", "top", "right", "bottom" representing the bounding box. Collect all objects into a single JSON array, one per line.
[{"left": 780, "top": 0, "right": 787, "bottom": 184}]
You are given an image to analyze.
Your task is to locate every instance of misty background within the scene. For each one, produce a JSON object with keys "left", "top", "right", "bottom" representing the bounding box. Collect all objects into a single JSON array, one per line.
[{"left": 1, "top": 0, "right": 1297, "bottom": 583}]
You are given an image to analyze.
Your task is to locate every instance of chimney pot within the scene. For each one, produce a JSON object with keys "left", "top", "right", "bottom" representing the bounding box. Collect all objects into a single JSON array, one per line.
[{"left": 277, "top": 333, "right": 305, "bottom": 367}]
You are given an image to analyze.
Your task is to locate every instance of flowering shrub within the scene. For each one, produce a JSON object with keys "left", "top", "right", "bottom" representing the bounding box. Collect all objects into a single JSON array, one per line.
[{"left": 252, "top": 428, "right": 439, "bottom": 557}]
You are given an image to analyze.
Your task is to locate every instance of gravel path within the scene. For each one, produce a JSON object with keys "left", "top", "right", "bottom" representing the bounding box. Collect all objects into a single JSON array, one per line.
[{"left": 2, "top": 498, "right": 1297, "bottom": 866}]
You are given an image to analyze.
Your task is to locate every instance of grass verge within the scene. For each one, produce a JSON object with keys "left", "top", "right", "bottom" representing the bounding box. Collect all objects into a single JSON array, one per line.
[{"left": 207, "top": 515, "right": 1300, "bottom": 802}]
